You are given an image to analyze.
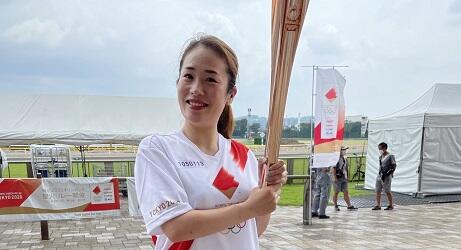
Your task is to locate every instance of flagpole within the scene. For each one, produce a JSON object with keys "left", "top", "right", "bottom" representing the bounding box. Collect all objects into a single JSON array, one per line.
[
  {"left": 301, "top": 65, "right": 348, "bottom": 225},
  {"left": 309, "top": 65, "right": 315, "bottom": 225}
]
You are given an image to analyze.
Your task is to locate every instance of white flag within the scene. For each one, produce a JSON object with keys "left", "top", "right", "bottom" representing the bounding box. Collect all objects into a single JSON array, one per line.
[{"left": 312, "top": 68, "right": 346, "bottom": 168}]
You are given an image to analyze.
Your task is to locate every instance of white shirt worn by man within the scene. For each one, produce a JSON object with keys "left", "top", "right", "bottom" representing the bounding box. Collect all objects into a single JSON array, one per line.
[
  {"left": 0, "top": 149, "right": 7, "bottom": 171},
  {"left": 135, "top": 131, "right": 260, "bottom": 250}
]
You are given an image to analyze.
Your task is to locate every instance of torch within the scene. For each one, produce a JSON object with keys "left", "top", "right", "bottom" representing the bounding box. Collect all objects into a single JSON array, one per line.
[{"left": 265, "top": 0, "right": 309, "bottom": 165}]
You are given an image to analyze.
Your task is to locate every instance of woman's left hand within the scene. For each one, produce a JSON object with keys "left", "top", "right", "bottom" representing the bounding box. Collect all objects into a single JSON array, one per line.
[
  {"left": 268, "top": 159, "right": 287, "bottom": 186},
  {"left": 258, "top": 158, "right": 287, "bottom": 191}
]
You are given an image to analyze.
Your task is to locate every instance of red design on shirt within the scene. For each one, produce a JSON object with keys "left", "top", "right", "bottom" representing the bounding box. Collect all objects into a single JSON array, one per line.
[
  {"left": 213, "top": 167, "right": 239, "bottom": 199},
  {"left": 169, "top": 240, "right": 194, "bottom": 250},
  {"left": 230, "top": 140, "right": 249, "bottom": 171},
  {"left": 151, "top": 236, "right": 194, "bottom": 249}
]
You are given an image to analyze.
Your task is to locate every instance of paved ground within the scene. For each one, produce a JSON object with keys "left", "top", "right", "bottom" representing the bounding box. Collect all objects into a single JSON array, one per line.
[
  {"left": 1, "top": 197, "right": 460, "bottom": 249},
  {"left": 338, "top": 193, "right": 461, "bottom": 208}
]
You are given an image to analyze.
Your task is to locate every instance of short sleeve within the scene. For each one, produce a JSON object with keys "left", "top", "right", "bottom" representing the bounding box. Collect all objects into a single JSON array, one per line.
[
  {"left": 391, "top": 155, "right": 397, "bottom": 165},
  {"left": 134, "top": 137, "right": 193, "bottom": 236},
  {"left": 247, "top": 150, "right": 259, "bottom": 189}
]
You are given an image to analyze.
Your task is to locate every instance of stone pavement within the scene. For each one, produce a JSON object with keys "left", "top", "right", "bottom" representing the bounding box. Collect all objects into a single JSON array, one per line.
[{"left": 1, "top": 197, "right": 460, "bottom": 249}]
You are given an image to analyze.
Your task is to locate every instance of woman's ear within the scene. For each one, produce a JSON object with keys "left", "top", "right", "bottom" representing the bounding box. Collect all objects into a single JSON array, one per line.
[{"left": 227, "top": 86, "right": 237, "bottom": 105}]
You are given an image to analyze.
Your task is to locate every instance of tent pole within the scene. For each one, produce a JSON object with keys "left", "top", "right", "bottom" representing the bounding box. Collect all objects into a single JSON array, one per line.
[{"left": 417, "top": 121, "right": 426, "bottom": 197}]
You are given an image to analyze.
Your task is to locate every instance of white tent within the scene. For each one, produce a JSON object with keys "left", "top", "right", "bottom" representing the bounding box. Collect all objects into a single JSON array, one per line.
[
  {"left": 365, "top": 84, "right": 461, "bottom": 195},
  {"left": 0, "top": 94, "right": 183, "bottom": 146}
]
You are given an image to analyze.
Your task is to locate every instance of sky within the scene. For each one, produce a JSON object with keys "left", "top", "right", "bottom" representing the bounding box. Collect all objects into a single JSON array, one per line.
[{"left": 1, "top": 0, "right": 461, "bottom": 118}]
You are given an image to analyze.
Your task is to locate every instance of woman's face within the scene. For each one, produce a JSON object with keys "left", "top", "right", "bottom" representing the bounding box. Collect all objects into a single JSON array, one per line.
[{"left": 177, "top": 45, "right": 235, "bottom": 129}]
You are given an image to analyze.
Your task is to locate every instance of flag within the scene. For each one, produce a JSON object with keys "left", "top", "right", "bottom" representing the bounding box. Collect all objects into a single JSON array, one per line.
[{"left": 312, "top": 68, "right": 346, "bottom": 168}]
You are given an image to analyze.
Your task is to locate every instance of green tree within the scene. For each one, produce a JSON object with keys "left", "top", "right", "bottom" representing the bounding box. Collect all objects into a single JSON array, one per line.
[
  {"left": 344, "top": 121, "right": 362, "bottom": 138},
  {"left": 232, "top": 119, "right": 247, "bottom": 138},
  {"left": 299, "top": 123, "right": 311, "bottom": 138},
  {"left": 282, "top": 126, "right": 299, "bottom": 138},
  {"left": 249, "top": 123, "right": 261, "bottom": 135}
]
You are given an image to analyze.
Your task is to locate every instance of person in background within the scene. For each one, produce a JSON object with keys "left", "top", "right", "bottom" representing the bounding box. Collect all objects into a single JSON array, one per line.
[
  {"left": 332, "top": 146, "right": 357, "bottom": 211},
  {"left": 312, "top": 165, "right": 332, "bottom": 219},
  {"left": 309, "top": 149, "right": 317, "bottom": 216},
  {"left": 0, "top": 149, "right": 7, "bottom": 178},
  {"left": 372, "top": 142, "right": 397, "bottom": 211}
]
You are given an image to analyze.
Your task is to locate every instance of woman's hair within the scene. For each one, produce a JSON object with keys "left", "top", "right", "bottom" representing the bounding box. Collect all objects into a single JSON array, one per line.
[{"left": 178, "top": 34, "right": 238, "bottom": 139}]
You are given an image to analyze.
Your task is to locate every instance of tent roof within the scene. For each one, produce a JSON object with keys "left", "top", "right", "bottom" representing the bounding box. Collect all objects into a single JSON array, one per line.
[
  {"left": 376, "top": 83, "right": 461, "bottom": 119},
  {"left": 0, "top": 94, "right": 183, "bottom": 146},
  {"left": 370, "top": 84, "right": 461, "bottom": 130}
]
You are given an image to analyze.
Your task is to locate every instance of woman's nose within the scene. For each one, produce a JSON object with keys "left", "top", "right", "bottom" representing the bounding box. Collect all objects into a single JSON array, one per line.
[{"left": 190, "top": 79, "right": 204, "bottom": 95}]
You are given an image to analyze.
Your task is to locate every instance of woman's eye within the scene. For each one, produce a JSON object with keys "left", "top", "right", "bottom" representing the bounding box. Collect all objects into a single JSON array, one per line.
[
  {"left": 183, "top": 74, "right": 193, "bottom": 80},
  {"left": 206, "top": 77, "right": 217, "bottom": 83}
]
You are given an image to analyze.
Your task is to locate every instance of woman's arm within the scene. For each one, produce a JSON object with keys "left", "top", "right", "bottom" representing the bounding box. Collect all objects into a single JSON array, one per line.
[
  {"left": 254, "top": 158, "right": 287, "bottom": 237},
  {"left": 256, "top": 214, "right": 271, "bottom": 236},
  {"left": 161, "top": 186, "right": 277, "bottom": 242}
]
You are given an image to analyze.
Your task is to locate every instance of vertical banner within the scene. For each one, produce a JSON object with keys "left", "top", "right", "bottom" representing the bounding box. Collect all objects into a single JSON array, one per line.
[
  {"left": 0, "top": 177, "right": 120, "bottom": 221},
  {"left": 312, "top": 68, "right": 346, "bottom": 168}
]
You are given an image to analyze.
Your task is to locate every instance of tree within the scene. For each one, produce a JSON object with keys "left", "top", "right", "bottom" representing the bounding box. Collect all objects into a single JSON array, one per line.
[
  {"left": 232, "top": 119, "right": 247, "bottom": 138},
  {"left": 282, "top": 126, "right": 299, "bottom": 138},
  {"left": 249, "top": 123, "right": 261, "bottom": 135},
  {"left": 299, "top": 123, "right": 311, "bottom": 138},
  {"left": 344, "top": 121, "right": 362, "bottom": 138}
]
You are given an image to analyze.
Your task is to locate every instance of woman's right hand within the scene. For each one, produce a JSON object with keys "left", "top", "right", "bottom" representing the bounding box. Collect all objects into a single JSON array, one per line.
[{"left": 241, "top": 186, "right": 277, "bottom": 217}]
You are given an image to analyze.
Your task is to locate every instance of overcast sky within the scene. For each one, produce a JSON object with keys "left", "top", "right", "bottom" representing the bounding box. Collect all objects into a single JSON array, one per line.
[{"left": 1, "top": 0, "right": 461, "bottom": 118}]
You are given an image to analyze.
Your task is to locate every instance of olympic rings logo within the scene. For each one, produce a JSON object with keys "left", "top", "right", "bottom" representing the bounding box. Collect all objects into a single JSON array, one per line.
[
  {"left": 322, "top": 106, "right": 337, "bottom": 114},
  {"left": 221, "top": 220, "right": 247, "bottom": 234}
]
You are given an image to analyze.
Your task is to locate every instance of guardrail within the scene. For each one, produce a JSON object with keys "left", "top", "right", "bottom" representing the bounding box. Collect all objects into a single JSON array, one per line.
[{"left": 2, "top": 150, "right": 366, "bottom": 183}]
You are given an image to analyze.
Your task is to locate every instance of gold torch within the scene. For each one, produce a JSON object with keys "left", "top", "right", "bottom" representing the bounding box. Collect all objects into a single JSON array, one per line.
[{"left": 266, "top": 0, "right": 309, "bottom": 164}]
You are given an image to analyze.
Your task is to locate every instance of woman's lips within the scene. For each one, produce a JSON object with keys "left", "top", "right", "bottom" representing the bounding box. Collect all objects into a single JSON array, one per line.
[{"left": 186, "top": 100, "right": 208, "bottom": 110}]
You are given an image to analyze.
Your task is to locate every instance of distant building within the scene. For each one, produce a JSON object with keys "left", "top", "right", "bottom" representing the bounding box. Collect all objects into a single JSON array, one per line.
[
  {"left": 235, "top": 114, "right": 367, "bottom": 130},
  {"left": 345, "top": 115, "right": 368, "bottom": 123}
]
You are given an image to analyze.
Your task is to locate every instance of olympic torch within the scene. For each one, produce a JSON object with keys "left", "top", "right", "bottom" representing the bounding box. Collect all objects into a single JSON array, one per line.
[{"left": 265, "top": 0, "right": 309, "bottom": 164}]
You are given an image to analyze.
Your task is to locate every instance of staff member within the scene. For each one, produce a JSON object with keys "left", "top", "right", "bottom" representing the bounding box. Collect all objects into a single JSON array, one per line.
[
  {"left": 0, "top": 149, "right": 7, "bottom": 178},
  {"left": 372, "top": 142, "right": 397, "bottom": 211},
  {"left": 312, "top": 166, "right": 332, "bottom": 219},
  {"left": 332, "top": 146, "right": 357, "bottom": 211}
]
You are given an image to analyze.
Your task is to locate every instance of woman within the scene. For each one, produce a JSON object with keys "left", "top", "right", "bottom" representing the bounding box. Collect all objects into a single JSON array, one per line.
[{"left": 135, "top": 34, "right": 287, "bottom": 250}]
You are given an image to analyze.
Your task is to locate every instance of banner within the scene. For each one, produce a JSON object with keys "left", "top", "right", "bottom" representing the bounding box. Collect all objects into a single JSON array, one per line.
[
  {"left": 0, "top": 177, "right": 120, "bottom": 221},
  {"left": 312, "top": 68, "right": 346, "bottom": 168},
  {"left": 127, "top": 177, "right": 142, "bottom": 217}
]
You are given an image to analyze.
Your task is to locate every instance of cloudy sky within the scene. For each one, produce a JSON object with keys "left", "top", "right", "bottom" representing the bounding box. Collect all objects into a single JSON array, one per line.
[{"left": 1, "top": 0, "right": 461, "bottom": 118}]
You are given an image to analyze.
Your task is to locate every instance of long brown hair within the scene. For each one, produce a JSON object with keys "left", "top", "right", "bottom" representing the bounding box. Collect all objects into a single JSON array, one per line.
[{"left": 178, "top": 34, "right": 238, "bottom": 139}]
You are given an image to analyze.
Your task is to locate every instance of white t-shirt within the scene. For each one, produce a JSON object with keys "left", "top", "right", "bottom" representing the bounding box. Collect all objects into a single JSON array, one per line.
[{"left": 135, "top": 131, "right": 260, "bottom": 250}]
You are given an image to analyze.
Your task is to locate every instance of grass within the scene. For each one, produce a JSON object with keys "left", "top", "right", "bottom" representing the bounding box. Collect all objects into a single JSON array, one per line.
[
  {"left": 278, "top": 182, "right": 374, "bottom": 206},
  {"left": 1, "top": 162, "right": 134, "bottom": 178}
]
